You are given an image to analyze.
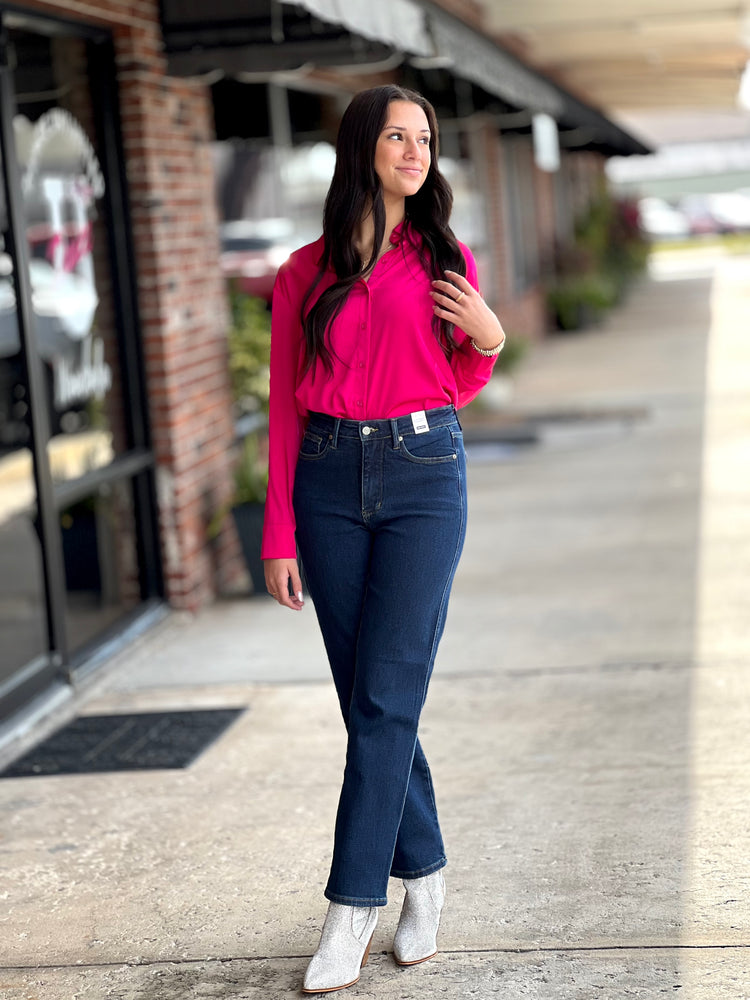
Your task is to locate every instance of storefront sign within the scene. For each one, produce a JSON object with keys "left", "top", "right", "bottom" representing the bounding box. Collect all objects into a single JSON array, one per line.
[{"left": 54, "top": 334, "right": 112, "bottom": 409}]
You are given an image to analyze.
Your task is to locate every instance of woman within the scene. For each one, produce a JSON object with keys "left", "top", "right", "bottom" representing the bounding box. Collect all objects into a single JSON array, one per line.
[{"left": 262, "top": 84, "right": 505, "bottom": 994}]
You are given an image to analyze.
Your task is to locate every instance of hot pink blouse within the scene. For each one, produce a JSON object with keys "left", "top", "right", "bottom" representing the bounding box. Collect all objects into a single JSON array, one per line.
[{"left": 261, "top": 222, "right": 498, "bottom": 559}]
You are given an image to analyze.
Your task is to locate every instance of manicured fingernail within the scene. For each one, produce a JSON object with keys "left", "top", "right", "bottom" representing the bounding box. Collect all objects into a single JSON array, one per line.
[{"left": 297, "top": 592, "right": 303, "bottom": 602}]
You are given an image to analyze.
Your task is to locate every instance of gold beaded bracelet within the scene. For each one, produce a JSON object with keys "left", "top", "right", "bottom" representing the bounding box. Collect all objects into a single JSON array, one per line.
[{"left": 470, "top": 337, "right": 505, "bottom": 357}]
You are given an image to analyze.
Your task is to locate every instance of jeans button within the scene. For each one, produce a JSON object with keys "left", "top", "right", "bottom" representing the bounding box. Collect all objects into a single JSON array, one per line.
[{"left": 362, "top": 426, "right": 372, "bottom": 436}]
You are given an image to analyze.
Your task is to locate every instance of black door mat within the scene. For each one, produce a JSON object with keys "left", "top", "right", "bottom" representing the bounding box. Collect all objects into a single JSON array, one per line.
[{"left": 0, "top": 708, "right": 245, "bottom": 777}]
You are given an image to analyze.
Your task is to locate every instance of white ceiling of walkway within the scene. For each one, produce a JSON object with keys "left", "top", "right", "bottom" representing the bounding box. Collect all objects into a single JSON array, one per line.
[{"left": 475, "top": 0, "right": 750, "bottom": 139}]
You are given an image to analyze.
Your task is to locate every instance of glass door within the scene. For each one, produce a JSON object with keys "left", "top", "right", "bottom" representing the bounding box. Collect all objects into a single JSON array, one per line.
[{"left": 0, "top": 15, "right": 162, "bottom": 718}]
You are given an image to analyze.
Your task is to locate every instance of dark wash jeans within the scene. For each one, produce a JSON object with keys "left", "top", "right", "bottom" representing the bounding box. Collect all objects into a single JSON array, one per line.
[{"left": 293, "top": 405, "right": 467, "bottom": 907}]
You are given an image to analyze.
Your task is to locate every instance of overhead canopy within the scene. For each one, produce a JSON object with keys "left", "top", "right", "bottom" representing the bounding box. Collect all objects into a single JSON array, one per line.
[
  {"left": 162, "top": 0, "right": 388, "bottom": 74},
  {"left": 426, "top": 7, "right": 563, "bottom": 118},
  {"left": 162, "top": 0, "right": 425, "bottom": 75},
  {"left": 478, "top": 0, "right": 750, "bottom": 113},
  {"left": 553, "top": 87, "right": 651, "bottom": 157},
  {"left": 295, "top": 0, "right": 432, "bottom": 58},
  {"left": 160, "top": 0, "right": 649, "bottom": 154},
  {"left": 163, "top": 0, "right": 562, "bottom": 113}
]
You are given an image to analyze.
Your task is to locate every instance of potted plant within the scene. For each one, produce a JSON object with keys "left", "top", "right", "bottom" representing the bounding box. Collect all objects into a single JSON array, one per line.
[
  {"left": 229, "top": 431, "right": 268, "bottom": 594},
  {"left": 227, "top": 289, "right": 272, "bottom": 422},
  {"left": 212, "top": 288, "right": 272, "bottom": 594},
  {"left": 546, "top": 187, "right": 649, "bottom": 332},
  {"left": 546, "top": 272, "right": 619, "bottom": 331}
]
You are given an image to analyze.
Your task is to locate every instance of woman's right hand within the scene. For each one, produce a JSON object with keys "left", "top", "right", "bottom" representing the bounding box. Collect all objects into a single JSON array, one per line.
[{"left": 263, "top": 558, "right": 305, "bottom": 610}]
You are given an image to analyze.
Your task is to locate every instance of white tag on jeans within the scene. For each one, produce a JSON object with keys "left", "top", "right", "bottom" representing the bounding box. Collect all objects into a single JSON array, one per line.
[{"left": 411, "top": 410, "right": 430, "bottom": 434}]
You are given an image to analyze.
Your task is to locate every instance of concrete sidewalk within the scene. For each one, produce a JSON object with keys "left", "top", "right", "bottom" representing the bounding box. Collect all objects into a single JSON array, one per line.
[{"left": 1, "top": 249, "right": 749, "bottom": 999}]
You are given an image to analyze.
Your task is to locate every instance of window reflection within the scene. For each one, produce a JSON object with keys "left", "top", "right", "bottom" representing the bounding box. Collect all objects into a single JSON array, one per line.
[{"left": 13, "top": 31, "right": 127, "bottom": 485}]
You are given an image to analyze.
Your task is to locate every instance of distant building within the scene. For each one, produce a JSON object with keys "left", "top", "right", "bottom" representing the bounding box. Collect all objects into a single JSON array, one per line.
[{"left": 608, "top": 138, "right": 750, "bottom": 199}]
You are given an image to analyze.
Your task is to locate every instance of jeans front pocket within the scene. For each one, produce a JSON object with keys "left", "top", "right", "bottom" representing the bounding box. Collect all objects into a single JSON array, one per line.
[
  {"left": 298, "top": 428, "right": 332, "bottom": 461},
  {"left": 398, "top": 426, "right": 461, "bottom": 465}
]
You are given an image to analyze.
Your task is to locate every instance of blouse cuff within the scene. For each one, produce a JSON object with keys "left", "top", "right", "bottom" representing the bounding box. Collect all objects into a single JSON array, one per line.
[{"left": 260, "top": 521, "right": 298, "bottom": 561}]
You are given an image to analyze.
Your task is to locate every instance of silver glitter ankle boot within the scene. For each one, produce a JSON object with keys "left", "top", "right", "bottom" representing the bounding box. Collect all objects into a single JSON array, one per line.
[
  {"left": 393, "top": 870, "right": 445, "bottom": 966},
  {"left": 303, "top": 902, "right": 378, "bottom": 994}
]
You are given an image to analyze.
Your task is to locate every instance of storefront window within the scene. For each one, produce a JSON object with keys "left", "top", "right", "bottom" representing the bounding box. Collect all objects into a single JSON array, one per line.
[
  {"left": 14, "top": 36, "right": 128, "bottom": 484},
  {"left": 0, "top": 19, "right": 161, "bottom": 716},
  {"left": 10, "top": 27, "right": 145, "bottom": 657}
]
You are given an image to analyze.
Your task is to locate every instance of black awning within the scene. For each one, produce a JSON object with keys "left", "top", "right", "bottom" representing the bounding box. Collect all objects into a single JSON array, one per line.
[
  {"left": 160, "top": 0, "right": 650, "bottom": 156},
  {"left": 161, "top": 0, "right": 427, "bottom": 76},
  {"left": 419, "top": 3, "right": 649, "bottom": 156},
  {"left": 423, "top": 6, "right": 564, "bottom": 117},
  {"left": 554, "top": 92, "right": 651, "bottom": 157}
]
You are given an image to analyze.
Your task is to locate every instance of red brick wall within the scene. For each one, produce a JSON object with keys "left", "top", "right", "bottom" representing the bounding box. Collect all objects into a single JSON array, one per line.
[{"left": 24, "top": 0, "right": 244, "bottom": 610}]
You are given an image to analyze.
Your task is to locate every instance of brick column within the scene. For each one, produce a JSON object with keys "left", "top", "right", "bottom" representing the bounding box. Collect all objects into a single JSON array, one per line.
[{"left": 113, "top": 19, "right": 243, "bottom": 609}]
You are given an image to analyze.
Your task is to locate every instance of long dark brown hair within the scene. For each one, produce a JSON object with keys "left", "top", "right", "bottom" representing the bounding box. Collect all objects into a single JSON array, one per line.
[{"left": 302, "top": 85, "right": 466, "bottom": 375}]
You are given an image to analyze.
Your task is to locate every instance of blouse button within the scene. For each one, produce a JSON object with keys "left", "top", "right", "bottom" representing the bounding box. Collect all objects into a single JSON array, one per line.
[
  {"left": 358, "top": 362, "right": 365, "bottom": 368},
  {"left": 360, "top": 322, "right": 366, "bottom": 330},
  {"left": 356, "top": 400, "right": 363, "bottom": 407}
]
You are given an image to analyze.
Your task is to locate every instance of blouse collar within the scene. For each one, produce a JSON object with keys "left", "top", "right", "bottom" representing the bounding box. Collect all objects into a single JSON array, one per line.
[{"left": 389, "top": 219, "right": 422, "bottom": 250}]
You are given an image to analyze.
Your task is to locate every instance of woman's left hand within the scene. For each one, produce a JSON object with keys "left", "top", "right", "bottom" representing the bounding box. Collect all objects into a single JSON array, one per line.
[{"left": 431, "top": 270, "right": 505, "bottom": 352}]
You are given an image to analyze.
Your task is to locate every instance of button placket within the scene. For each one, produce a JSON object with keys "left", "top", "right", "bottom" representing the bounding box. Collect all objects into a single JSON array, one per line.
[{"left": 356, "top": 285, "right": 371, "bottom": 415}]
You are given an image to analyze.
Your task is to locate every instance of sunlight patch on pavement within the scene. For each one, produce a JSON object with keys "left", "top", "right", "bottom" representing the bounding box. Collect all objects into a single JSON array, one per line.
[{"left": 681, "top": 256, "right": 750, "bottom": 963}]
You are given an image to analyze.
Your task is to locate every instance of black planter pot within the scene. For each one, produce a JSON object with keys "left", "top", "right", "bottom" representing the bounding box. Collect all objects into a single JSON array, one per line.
[{"left": 231, "top": 501, "right": 265, "bottom": 595}]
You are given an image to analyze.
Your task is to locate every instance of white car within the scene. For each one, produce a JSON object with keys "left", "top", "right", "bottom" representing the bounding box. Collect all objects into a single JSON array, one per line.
[
  {"left": 638, "top": 198, "right": 690, "bottom": 240},
  {"left": 706, "top": 192, "right": 750, "bottom": 231}
]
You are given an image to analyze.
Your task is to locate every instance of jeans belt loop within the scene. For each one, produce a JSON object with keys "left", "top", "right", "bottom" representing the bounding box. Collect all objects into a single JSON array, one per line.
[
  {"left": 331, "top": 417, "right": 341, "bottom": 448},
  {"left": 390, "top": 418, "right": 401, "bottom": 449}
]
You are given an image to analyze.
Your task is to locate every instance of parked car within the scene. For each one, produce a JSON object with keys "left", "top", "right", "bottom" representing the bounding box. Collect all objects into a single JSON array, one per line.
[
  {"left": 679, "top": 195, "right": 728, "bottom": 236},
  {"left": 220, "top": 220, "right": 292, "bottom": 303},
  {"left": 705, "top": 191, "right": 750, "bottom": 232},
  {"left": 638, "top": 197, "right": 690, "bottom": 240}
]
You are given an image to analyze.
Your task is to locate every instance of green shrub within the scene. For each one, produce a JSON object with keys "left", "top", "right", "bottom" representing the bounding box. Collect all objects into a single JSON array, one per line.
[
  {"left": 547, "top": 273, "right": 619, "bottom": 331},
  {"left": 233, "top": 432, "right": 268, "bottom": 505},
  {"left": 227, "top": 289, "right": 272, "bottom": 417},
  {"left": 547, "top": 187, "right": 649, "bottom": 331}
]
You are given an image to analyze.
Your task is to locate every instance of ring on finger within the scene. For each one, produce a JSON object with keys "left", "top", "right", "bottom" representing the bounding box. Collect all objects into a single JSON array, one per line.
[{"left": 455, "top": 290, "right": 465, "bottom": 303}]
